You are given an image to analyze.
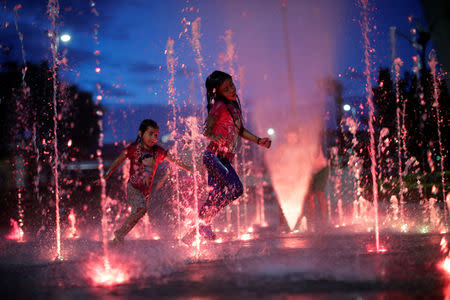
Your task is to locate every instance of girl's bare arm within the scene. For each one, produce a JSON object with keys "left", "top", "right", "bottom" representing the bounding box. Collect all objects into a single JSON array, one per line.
[
  {"left": 241, "top": 127, "right": 271, "bottom": 148},
  {"left": 165, "top": 153, "right": 193, "bottom": 173},
  {"left": 104, "top": 152, "right": 127, "bottom": 180}
]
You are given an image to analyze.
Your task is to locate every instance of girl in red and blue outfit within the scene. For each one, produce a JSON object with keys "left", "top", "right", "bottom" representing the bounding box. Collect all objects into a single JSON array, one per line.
[{"left": 184, "top": 70, "right": 271, "bottom": 242}]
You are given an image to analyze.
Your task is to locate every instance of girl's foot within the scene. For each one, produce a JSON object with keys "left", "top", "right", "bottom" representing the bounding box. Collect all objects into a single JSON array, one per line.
[
  {"left": 199, "top": 224, "right": 216, "bottom": 240},
  {"left": 181, "top": 225, "right": 217, "bottom": 245},
  {"left": 110, "top": 230, "right": 124, "bottom": 246},
  {"left": 181, "top": 229, "right": 196, "bottom": 246}
]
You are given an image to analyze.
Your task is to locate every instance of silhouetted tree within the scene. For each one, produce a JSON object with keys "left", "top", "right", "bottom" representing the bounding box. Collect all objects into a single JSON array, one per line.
[
  {"left": 0, "top": 61, "right": 103, "bottom": 231},
  {"left": 372, "top": 66, "right": 449, "bottom": 202}
]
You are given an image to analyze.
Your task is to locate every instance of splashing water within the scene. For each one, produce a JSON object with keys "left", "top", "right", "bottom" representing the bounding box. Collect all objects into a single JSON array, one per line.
[
  {"left": 392, "top": 57, "right": 406, "bottom": 220},
  {"left": 166, "top": 37, "right": 183, "bottom": 240},
  {"left": 359, "top": 0, "right": 380, "bottom": 251},
  {"left": 87, "top": 256, "right": 129, "bottom": 287},
  {"left": 428, "top": 50, "right": 447, "bottom": 214},
  {"left": 86, "top": 1, "right": 119, "bottom": 281},
  {"left": 269, "top": 127, "right": 315, "bottom": 231},
  {"left": 183, "top": 116, "right": 203, "bottom": 252},
  {"left": 66, "top": 208, "right": 78, "bottom": 239},
  {"left": 11, "top": 4, "right": 29, "bottom": 245},
  {"left": 47, "top": 0, "right": 62, "bottom": 260},
  {"left": 189, "top": 17, "right": 206, "bottom": 117}
]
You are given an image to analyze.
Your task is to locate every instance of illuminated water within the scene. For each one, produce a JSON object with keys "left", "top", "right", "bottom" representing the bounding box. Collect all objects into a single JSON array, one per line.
[
  {"left": 1, "top": 232, "right": 449, "bottom": 299},
  {"left": 359, "top": 0, "right": 380, "bottom": 251},
  {"left": 2, "top": 0, "right": 449, "bottom": 298},
  {"left": 47, "top": 0, "right": 62, "bottom": 259}
]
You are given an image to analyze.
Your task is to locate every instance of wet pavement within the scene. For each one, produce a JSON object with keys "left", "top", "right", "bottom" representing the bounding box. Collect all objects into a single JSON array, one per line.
[{"left": 1, "top": 231, "right": 449, "bottom": 299}]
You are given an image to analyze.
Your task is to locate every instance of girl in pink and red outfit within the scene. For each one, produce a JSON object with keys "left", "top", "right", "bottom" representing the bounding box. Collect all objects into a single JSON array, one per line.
[{"left": 100, "top": 119, "right": 192, "bottom": 244}]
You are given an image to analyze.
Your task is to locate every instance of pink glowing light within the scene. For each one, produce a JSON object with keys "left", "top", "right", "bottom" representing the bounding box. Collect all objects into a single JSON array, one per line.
[
  {"left": 401, "top": 224, "right": 408, "bottom": 232},
  {"left": 95, "top": 67, "right": 101, "bottom": 73},
  {"left": 439, "top": 257, "right": 450, "bottom": 275},
  {"left": 66, "top": 208, "right": 79, "bottom": 239},
  {"left": 366, "top": 243, "right": 387, "bottom": 253},
  {"left": 438, "top": 237, "right": 450, "bottom": 275},
  {"left": 432, "top": 185, "right": 438, "bottom": 195},
  {"left": 67, "top": 139, "right": 72, "bottom": 147},
  {"left": 268, "top": 121, "right": 326, "bottom": 231},
  {"left": 215, "top": 238, "right": 223, "bottom": 243},
  {"left": 88, "top": 259, "right": 129, "bottom": 287},
  {"left": 96, "top": 95, "right": 102, "bottom": 101},
  {"left": 440, "top": 237, "right": 448, "bottom": 254},
  {"left": 239, "top": 233, "right": 252, "bottom": 241},
  {"left": 6, "top": 218, "right": 24, "bottom": 242}
]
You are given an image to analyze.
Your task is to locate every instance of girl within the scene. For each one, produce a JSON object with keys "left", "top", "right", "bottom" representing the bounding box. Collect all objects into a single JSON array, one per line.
[
  {"left": 98, "top": 119, "right": 192, "bottom": 244},
  {"left": 183, "top": 70, "right": 271, "bottom": 243}
]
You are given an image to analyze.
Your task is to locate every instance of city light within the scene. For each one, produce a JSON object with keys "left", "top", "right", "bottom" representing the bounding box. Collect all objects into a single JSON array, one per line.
[
  {"left": 267, "top": 128, "right": 275, "bottom": 136},
  {"left": 343, "top": 104, "right": 351, "bottom": 111},
  {"left": 60, "top": 34, "right": 71, "bottom": 42}
]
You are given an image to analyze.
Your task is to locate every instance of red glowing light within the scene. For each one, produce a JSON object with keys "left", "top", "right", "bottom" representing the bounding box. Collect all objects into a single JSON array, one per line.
[
  {"left": 439, "top": 257, "right": 450, "bottom": 274},
  {"left": 67, "top": 139, "right": 72, "bottom": 147},
  {"left": 438, "top": 237, "right": 450, "bottom": 275},
  {"left": 66, "top": 209, "right": 79, "bottom": 239},
  {"left": 441, "top": 237, "right": 448, "bottom": 251},
  {"left": 88, "top": 259, "right": 128, "bottom": 287},
  {"left": 366, "top": 243, "right": 387, "bottom": 253},
  {"left": 6, "top": 218, "right": 24, "bottom": 242}
]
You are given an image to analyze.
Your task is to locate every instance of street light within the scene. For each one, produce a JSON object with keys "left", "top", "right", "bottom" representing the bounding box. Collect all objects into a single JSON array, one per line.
[
  {"left": 60, "top": 34, "right": 71, "bottom": 43},
  {"left": 343, "top": 104, "right": 351, "bottom": 112}
]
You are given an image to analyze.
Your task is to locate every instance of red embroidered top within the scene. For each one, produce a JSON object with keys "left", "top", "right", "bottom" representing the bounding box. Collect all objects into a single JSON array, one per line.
[
  {"left": 206, "top": 101, "right": 243, "bottom": 155},
  {"left": 125, "top": 143, "right": 168, "bottom": 195}
]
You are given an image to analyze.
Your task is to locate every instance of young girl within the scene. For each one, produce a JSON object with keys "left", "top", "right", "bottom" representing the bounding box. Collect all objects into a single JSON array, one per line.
[
  {"left": 183, "top": 70, "right": 271, "bottom": 243},
  {"left": 99, "top": 119, "right": 192, "bottom": 243}
]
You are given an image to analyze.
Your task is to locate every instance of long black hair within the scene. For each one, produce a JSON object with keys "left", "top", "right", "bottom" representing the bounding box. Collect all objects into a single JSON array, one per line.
[
  {"left": 205, "top": 70, "right": 243, "bottom": 131},
  {"left": 134, "top": 119, "right": 159, "bottom": 143}
]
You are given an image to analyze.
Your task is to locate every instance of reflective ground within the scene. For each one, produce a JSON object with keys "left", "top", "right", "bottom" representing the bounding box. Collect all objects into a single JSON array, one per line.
[{"left": 1, "top": 230, "right": 449, "bottom": 299}]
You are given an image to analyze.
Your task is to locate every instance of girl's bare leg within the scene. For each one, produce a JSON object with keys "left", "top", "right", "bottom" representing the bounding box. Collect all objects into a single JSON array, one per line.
[{"left": 114, "top": 207, "right": 146, "bottom": 241}]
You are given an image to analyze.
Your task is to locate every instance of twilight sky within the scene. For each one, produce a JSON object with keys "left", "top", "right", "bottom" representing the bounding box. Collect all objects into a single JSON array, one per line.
[{"left": 0, "top": 0, "right": 428, "bottom": 143}]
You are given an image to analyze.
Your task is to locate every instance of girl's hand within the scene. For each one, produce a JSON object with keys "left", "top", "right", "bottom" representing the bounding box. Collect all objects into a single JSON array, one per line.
[
  {"left": 212, "top": 134, "right": 225, "bottom": 144},
  {"left": 258, "top": 137, "right": 272, "bottom": 149}
]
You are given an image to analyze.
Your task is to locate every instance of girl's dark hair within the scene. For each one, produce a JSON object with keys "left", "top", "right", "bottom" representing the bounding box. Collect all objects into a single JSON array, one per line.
[
  {"left": 205, "top": 70, "right": 232, "bottom": 113},
  {"left": 205, "top": 71, "right": 243, "bottom": 131},
  {"left": 135, "top": 119, "right": 158, "bottom": 143}
]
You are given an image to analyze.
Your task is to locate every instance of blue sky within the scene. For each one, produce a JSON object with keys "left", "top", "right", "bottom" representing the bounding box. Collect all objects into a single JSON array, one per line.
[{"left": 0, "top": 0, "right": 428, "bottom": 143}]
